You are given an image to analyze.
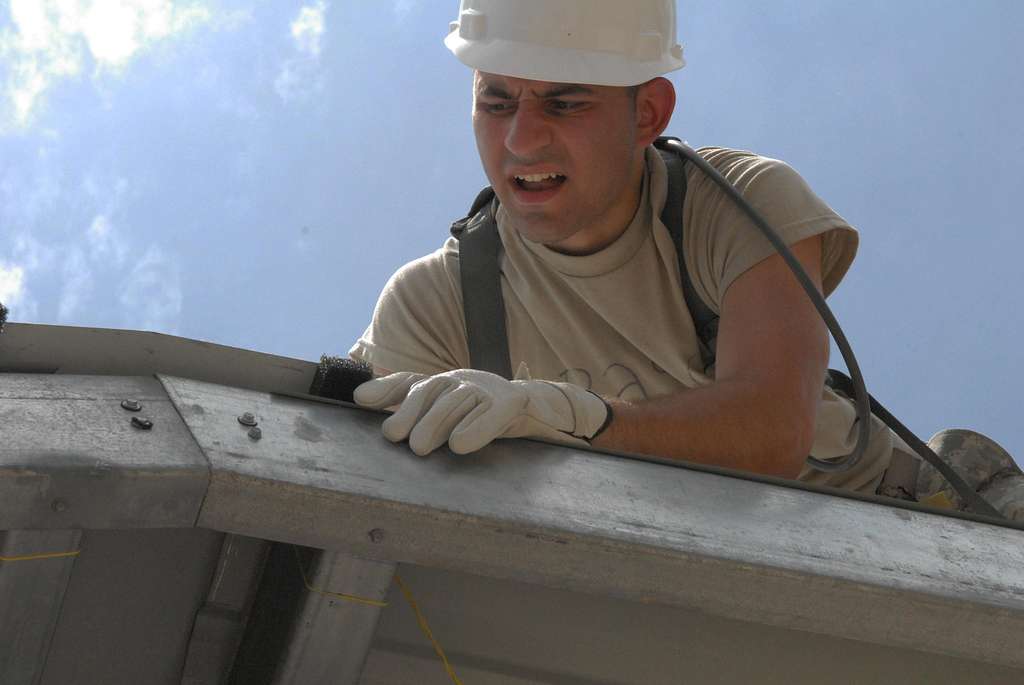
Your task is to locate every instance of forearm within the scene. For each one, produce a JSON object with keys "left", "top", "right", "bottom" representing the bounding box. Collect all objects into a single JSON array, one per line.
[{"left": 592, "top": 378, "right": 817, "bottom": 479}]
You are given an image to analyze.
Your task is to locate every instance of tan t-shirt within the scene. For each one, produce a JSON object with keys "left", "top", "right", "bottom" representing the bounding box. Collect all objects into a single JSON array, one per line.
[{"left": 350, "top": 146, "right": 898, "bottom": 493}]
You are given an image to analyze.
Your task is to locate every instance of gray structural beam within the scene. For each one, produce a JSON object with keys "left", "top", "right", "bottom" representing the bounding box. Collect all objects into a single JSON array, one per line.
[
  {"left": 181, "top": 535, "right": 271, "bottom": 685},
  {"left": 157, "top": 374, "right": 1024, "bottom": 670},
  {"left": 2, "top": 367, "right": 1023, "bottom": 671},
  {"left": 272, "top": 549, "right": 395, "bottom": 684},
  {"left": 0, "top": 322, "right": 317, "bottom": 395},
  {"left": 39, "top": 528, "right": 225, "bottom": 685},
  {"left": 0, "top": 529, "right": 81, "bottom": 685},
  {"left": 0, "top": 374, "right": 209, "bottom": 530}
]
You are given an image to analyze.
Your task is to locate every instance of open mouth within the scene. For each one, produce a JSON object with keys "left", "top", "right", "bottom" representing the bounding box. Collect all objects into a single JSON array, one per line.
[{"left": 513, "top": 172, "right": 567, "bottom": 192}]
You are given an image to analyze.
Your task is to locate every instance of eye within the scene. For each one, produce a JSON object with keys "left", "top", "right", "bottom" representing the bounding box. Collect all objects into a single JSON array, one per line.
[
  {"left": 547, "top": 99, "right": 585, "bottom": 113},
  {"left": 479, "top": 101, "right": 514, "bottom": 114}
]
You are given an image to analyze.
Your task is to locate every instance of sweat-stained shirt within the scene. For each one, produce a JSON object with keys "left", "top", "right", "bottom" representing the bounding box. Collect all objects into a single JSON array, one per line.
[{"left": 350, "top": 146, "right": 901, "bottom": 493}]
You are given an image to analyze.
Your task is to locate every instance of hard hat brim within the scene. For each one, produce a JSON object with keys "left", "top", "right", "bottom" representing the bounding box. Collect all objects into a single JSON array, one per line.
[{"left": 445, "top": 32, "right": 684, "bottom": 87}]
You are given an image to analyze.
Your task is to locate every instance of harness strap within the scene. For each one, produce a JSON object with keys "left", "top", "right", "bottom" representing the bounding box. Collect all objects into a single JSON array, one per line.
[
  {"left": 655, "top": 138, "right": 719, "bottom": 371},
  {"left": 450, "top": 188, "right": 514, "bottom": 379}
]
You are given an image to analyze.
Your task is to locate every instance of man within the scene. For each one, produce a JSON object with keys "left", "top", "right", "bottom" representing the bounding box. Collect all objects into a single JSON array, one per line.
[{"left": 347, "top": 0, "right": 915, "bottom": 496}]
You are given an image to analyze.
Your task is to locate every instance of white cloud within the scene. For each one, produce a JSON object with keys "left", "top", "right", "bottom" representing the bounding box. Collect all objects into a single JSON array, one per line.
[
  {"left": 0, "top": 259, "right": 38, "bottom": 322},
  {"left": 87, "top": 213, "right": 129, "bottom": 266},
  {"left": 57, "top": 247, "right": 93, "bottom": 322},
  {"left": 2, "top": 170, "right": 183, "bottom": 330},
  {"left": 10, "top": 233, "right": 57, "bottom": 274},
  {"left": 119, "top": 245, "right": 182, "bottom": 333},
  {"left": 0, "top": 0, "right": 212, "bottom": 128},
  {"left": 0, "top": 261, "right": 26, "bottom": 305},
  {"left": 0, "top": 235, "right": 53, "bottom": 322},
  {"left": 275, "top": 1, "right": 328, "bottom": 103},
  {"left": 290, "top": 0, "right": 325, "bottom": 57},
  {"left": 88, "top": 213, "right": 112, "bottom": 239},
  {"left": 273, "top": 61, "right": 301, "bottom": 101},
  {"left": 80, "top": 174, "right": 131, "bottom": 265},
  {"left": 393, "top": 0, "right": 418, "bottom": 22}
]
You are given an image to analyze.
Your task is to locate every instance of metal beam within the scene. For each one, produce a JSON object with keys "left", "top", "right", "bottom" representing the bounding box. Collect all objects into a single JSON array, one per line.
[
  {"left": 39, "top": 528, "right": 224, "bottom": 684},
  {"left": 0, "top": 374, "right": 209, "bottom": 530},
  {"left": 0, "top": 323, "right": 316, "bottom": 394},
  {"left": 0, "top": 529, "right": 81, "bottom": 685},
  {"left": 181, "top": 535, "right": 271, "bottom": 685},
  {"left": 158, "top": 374, "right": 1024, "bottom": 670},
  {"left": 272, "top": 548, "right": 395, "bottom": 684}
]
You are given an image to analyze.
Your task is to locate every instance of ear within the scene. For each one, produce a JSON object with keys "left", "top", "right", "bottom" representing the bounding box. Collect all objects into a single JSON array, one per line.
[{"left": 633, "top": 77, "right": 676, "bottom": 147}]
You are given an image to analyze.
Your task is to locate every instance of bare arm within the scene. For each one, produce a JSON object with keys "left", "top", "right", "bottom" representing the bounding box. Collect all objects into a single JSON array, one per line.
[{"left": 592, "top": 235, "right": 829, "bottom": 479}]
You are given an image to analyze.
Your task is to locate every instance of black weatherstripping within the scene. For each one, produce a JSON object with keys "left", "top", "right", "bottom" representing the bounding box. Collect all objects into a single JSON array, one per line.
[{"left": 308, "top": 356, "right": 374, "bottom": 403}]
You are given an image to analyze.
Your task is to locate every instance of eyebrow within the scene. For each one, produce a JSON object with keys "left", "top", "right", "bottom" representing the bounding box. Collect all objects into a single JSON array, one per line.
[
  {"left": 540, "top": 84, "right": 595, "bottom": 98},
  {"left": 477, "top": 83, "right": 596, "bottom": 99}
]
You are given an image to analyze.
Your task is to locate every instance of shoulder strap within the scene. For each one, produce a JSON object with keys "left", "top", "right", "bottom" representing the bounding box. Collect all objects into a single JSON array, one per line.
[
  {"left": 450, "top": 188, "right": 515, "bottom": 379},
  {"left": 654, "top": 137, "right": 719, "bottom": 371}
]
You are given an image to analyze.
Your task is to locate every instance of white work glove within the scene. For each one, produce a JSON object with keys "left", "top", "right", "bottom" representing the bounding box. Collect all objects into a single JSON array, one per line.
[{"left": 353, "top": 365, "right": 611, "bottom": 456}]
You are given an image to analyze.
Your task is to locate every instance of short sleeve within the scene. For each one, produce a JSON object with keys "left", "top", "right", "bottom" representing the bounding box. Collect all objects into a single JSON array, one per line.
[
  {"left": 348, "top": 238, "right": 471, "bottom": 375},
  {"left": 681, "top": 147, "right": 859, "bottom": 313}
]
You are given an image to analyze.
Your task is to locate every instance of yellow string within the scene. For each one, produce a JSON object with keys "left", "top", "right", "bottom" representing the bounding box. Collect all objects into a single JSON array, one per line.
[
  {"left": 0, "top": 550, "right": 80, "bottom": 562},
  {"left": 394, "top": 573, "right": 464, "bottom": 685},
  {"left": 291, "top": 545, "right": 389, "bottom": 608},
  {"left": 290, "top": 547, "right": 461, "bottom": 683},
  {"left": 9, "top": 546, "right": 461, "bottom": 684}
]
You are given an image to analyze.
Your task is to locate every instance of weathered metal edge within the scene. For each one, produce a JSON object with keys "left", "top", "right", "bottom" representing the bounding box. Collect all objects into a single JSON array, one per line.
[
  {"left": 153, "top": 375, "right": 1023, "bottom": 670},
  {"left": 0, "top": 323, "right": 317, "bottom": 395},
  {"left": 194, "top": 470, "right": 1024, "bottom": 669},
  {"left": 4, "top": 369, "right": 1016, "bottom": 669},
  {"left": 0, "top": 374, "right": 211, "bottom": 530}
]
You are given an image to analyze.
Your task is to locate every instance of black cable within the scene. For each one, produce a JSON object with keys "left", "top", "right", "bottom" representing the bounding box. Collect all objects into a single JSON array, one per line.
[
  {"left": 826, "top": 370, "right": 1003, "bottom": 518},
  {"left": 663, "top": 139, "right": 870, "bottom": 473},
  {"left": 670, "top": 141, "right": 1005, "bottom": 517}
]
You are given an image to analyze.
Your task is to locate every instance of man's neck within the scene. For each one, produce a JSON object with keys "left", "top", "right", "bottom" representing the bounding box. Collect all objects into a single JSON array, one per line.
[{"left": 544, "top": 158, "right": 646, "bottom": 256}]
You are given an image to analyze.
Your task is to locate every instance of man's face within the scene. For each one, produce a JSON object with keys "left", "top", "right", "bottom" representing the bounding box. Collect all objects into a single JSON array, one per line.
[{"left": 472, "top": 72, "right": 645, "bottom": 254}]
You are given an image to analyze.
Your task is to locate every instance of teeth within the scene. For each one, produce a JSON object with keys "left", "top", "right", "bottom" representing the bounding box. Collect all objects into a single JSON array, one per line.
[{"left": 515, "top": 173, "right": 563, "bottom": 182}]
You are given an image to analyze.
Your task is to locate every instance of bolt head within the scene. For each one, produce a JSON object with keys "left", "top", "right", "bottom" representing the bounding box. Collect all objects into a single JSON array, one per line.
[
  {"left": 51, "top": 498, "right": 68, "bottom": 513},
  {"left": 121, "top": 400, "right": 142, "bottom": 412},
  {"left": 238, "top": 412, "right": 258, "bottom": 427},
  {"left": 248, "top": 426, "right": 262, "bottom": 440},
  {"left": 368, "top": 528, "right": 385, "bottom": 544},
  {"left": 131, "top": 416, "right": 154, "bottom": 430}
]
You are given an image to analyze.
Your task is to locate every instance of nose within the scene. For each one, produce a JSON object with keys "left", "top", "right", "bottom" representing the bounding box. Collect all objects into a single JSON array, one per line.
[{"left": 504, "top": 102, "right": 552, "bottom": 158}]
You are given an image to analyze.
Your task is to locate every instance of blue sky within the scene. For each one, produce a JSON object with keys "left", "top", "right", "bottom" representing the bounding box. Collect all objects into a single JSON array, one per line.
[{"left": 1, "top": 1, "right": 1022, "bottom": 464}]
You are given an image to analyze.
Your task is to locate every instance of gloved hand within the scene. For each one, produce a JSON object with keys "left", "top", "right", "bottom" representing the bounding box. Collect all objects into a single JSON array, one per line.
[
  {"left": 353, "top": 366, "right": 611, "bottom": 456},
  {"left": 352, "top": 371, "right": 429, "bottom": 409}
]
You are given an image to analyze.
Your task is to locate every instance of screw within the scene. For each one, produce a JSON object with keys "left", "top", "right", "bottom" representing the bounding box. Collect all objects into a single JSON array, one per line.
[
  {"left": 248, "top": 426, "right": 262, "bottom": 440},
  {"left": 368, "top": 529, "right": 385, "bottom": 544},
  {"left": 131, "top": 416, "right": 154, "bottom": 430},
  {"left": 121, "top": 399, "right": 142, "bottom": 412},
  {"left": 238, "top": 412, "right": 258, "bottom": 427},
  {"left": 51, "top": 498, "right": 68, "bottom": 513}
]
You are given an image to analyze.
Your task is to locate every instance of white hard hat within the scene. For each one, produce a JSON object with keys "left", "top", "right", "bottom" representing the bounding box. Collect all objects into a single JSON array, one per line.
[{"left": 444, "top": 0, "right": 685, "bottom": 87}]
